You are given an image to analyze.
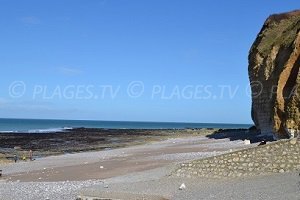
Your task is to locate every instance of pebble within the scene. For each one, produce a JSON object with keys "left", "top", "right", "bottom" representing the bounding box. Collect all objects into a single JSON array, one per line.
[
  {"left": 179, "top": 183, "right": 186, "bottom": 190},
  {"left": 290, "top": 139, "right": 297, "bottom": 145},
  {"left": 244, "top": 140, "right": 251, "bottom": 145},
  {"left": 0, "top": 180, "right": 104, "bottom": 200}
]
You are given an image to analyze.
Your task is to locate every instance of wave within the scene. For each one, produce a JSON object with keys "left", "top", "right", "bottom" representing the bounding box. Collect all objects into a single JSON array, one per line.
[
  {"left": 27, "top": 127, "right": 74, "bottom": 133},
  {"left": 0, "top": 118, "right": 253, "bottom": 133},
  {"left": 0, "top": 130, "right": 18, "bottom": 133},
  {"left": 0, "top": 127, "right": 74, "bottom": 133}
]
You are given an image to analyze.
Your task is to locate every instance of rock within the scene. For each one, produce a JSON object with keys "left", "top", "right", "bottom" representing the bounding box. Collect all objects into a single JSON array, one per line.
[
  {"left": 248, "top": 10, "right": 300, "bottom": 139},
  {"left": 179, "top": 183, "right": 186, "bottom": 190},
  {"left": 100, "top": 166, "right": 104, "bottom": 169},
  {"left": 279, "top": 169, "right": 285, "bottom": 173},
  {"left": 237, "top": 173, "right": 243, "bottom": 177},
  {"left": 244, "top": 140, "right": 251, "bottom": 145},
  {"left": 290, "top": 138, "right": 297, "bottom": 145}
]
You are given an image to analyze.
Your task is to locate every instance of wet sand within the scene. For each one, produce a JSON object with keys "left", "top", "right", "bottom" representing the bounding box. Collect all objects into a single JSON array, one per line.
[
  {"left": 0, "top": 128, "right": 216, "bottom": 160},
  {"left": 1, "top": 136, "right": 250, "bottom": 182},
  {"left": 1, "top": 128, "right": 276, "bottom": 200},
  {"left": 1, "top": 129, "right": 297, "bottom": 200}
]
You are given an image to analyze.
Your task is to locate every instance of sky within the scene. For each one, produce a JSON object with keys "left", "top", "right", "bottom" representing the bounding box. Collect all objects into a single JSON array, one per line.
[{"left": 0, "top": 0, "right": 299, "bottom": 124}]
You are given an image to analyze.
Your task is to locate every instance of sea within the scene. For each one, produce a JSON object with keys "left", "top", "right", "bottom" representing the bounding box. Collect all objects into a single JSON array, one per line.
[{"left": 0, "top": 118, "right": 253, "bottom": 133}]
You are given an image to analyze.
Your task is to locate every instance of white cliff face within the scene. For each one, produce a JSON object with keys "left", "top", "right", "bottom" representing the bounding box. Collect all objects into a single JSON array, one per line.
[{"left": 249, "top": 10, "right": 300, "bottom": 139}]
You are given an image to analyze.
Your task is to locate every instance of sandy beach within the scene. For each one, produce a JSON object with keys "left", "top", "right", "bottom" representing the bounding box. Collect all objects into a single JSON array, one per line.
[
  {"left": 0, "top": 130, "right": 299, "bottom": 200},
  {"left": 0, "top": 131, "right": 250, "bottom": 199},
  {"left": 1, "top": 133, "right": 250, "bottom": 181},
  {"left": 1, "top": 1, "right": 300, "bottom": 199}
]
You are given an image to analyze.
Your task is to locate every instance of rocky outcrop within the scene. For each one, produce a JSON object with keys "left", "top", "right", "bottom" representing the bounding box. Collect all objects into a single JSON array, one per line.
[{"left": 249, "top": 10, "right": 300, "bottom": 139}]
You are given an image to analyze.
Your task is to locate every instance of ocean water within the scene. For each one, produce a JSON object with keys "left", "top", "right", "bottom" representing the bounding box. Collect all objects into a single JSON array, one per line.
[{"left": 0, "top": 118, "right": 252, "bottom": 133}]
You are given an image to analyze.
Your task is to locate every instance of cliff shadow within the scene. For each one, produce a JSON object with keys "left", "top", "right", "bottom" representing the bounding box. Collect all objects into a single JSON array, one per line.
[{"left": 206, "top": 128, "right": 275, "bottom": 143}]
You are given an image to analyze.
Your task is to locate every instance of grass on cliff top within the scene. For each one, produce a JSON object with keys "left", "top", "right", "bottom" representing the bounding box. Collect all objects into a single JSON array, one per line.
[{"left": 258, "top": 15, "right": 300, "bottom": 56}]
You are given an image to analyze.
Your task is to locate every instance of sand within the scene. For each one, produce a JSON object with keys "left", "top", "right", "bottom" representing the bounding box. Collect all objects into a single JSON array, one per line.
[
  {"left": 0, "top": 135, "right": 298, "bottom": 199},
  {"left": 79, "top": 172, "right": 300, "bottom": 200}
]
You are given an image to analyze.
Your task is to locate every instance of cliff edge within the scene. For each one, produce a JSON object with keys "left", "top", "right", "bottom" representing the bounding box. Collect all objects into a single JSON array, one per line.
[{"left": 249, "top": 10, "right": 300, "bottom": 139}]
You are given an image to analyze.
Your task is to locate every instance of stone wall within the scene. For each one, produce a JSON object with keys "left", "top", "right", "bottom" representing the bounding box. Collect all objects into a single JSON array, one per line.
[{"left": 174, "top": 138, "right": 300, "bottom": 178}]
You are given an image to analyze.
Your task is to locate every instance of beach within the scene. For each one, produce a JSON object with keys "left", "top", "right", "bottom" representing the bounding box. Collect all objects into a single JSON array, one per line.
[
  {"left": 0, "top": 128, "right": 218, "bottom": 160},
  {"left": 0, "top": 129, "right": 299, "bottom": 199},
  {"left": 1, "top": 1, "right": 300, "bottom": 199},
  {"left": 0, "top": 128, "right": 271, "bottom": 199}
]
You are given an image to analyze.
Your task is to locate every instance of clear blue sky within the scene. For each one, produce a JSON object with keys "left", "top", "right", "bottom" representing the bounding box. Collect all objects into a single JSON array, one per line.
[{"left": 0, "top": 0, "right": 298, "bottom": 123}]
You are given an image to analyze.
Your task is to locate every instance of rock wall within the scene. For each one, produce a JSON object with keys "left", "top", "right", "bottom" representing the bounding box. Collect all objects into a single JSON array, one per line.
[
  {"left": 248, "top": 10, "right": 300, "bottom": 139},
  {"left": 174, "top": 138, "right": 300, "bottom": 178}
]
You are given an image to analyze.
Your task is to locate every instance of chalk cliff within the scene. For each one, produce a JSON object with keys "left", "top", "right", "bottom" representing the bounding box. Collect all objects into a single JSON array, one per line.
[{"left": 249, "top": 10, "right": 300, "bottom": 139}]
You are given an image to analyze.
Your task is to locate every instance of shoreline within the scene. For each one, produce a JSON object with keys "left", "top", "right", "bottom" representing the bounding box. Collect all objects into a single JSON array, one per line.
[
  {"left": 0, "top": 118, "right": 253, "bottom": 132},
  {"left": 0, "top": 127, "right": 228, "bottom": 162},
  {"left": 0, "top": 131, "right": 253, "bottom": 182},
  {"left": 1, "top": 129, "right": 297, "bottom": 200}
]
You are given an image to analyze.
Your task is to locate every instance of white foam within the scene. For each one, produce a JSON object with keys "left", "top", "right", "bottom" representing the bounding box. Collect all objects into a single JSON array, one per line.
[
  {"left": 0, "top": 130, "right": 17, "bottom": 133},
  {"left": 27, "top": 127, "right": 73, "bottom": 133}
]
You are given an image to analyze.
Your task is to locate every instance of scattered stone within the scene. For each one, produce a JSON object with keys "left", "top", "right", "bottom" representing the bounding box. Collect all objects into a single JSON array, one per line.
[
  {"left": 280, "top": 164, "right": 285, "bottom": 168},
  {"left": 258, "top": 141, "right": 267, "bottom": 146},
  {"left": 290, "top": 139, "right": 297, "bottom": 145},
  {"left": 244, "top": 140, "right": 251, "bottom": 145},
  {"left": 279, "top": 169, "right": 285, "bottom": 173},
  {"left": 179, "top": 183, "right": 186, "bottom": 190}
]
